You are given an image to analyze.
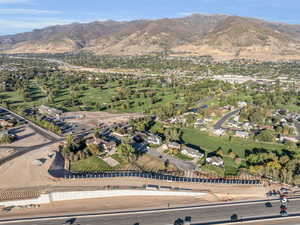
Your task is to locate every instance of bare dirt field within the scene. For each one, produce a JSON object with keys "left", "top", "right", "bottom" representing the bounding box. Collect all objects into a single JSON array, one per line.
[
  {"left": 63, "top": 111, "right": 142, "bottom": 127},
  {"left": 0, "top": 142, "right": 57, "bottom": 190},
  {"left": 0, "top": 125, "right": 49, "bottom": 160}
]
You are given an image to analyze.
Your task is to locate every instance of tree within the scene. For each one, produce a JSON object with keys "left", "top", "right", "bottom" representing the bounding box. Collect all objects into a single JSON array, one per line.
[
  {"left": 165, "top": 128, "right": 182, "bottom": 141},
  {"left": 164, "top": 159, "right": 170, "bottom": 170},
  {"left": 66, "top": 134, "right": 77, "bottom": 152},
  {"left": 87, "top": 143, "right": 100, "bottom": 155},
  {"left": 117, "top": 143, "right": 136, "bottom": 163},
  {"left": 255, "top": 130, "right": 275, "bottom": 142}
]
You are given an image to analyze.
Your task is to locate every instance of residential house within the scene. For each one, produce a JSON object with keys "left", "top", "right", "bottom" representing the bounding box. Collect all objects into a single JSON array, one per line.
[
  {"left": 194, "top": 119, "right": 205, "bottom": 127},
  {"left": 238, "top": 101, "right": 247, "bottom": 108},
  {"left": 168, "top": 142, "right": 181, "bottom": 150},
  {"left": 147, "top": 135, "right": 162, "bottom": 145},
  {"left": 234, "top": 131, "right": 249, "bottom": 139},
  {"left": 213, "top": 128, "right": 225, "bottom": 136},
  {"left": 86, "top": 137, "right": 117, "bottom": 155},
  {"left": 279, "top": 135, "right": 298, "bottom": 143},
  {"left": 206, "top": 156, "right": 224, "bottom": 167},
  {"left": 181, "top": 147, "right": 204, "bottom": 160},
  {"left": 242, "top": 122, "right": 253, "bottom": 130}
]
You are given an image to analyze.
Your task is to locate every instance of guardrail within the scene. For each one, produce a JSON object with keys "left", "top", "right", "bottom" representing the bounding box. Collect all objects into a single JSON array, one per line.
[{"left": 65, "top": 171, "right": 261, "bottom": 185}]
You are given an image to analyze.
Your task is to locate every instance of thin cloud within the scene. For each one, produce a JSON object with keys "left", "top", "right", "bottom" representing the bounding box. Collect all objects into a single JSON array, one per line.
[
  {"left": 0, "top": 0, "right": 32, "bottom": 3},
  {"left": 0, "top": 18, "right": 74, "bottom": 29},
  {"left": 178, "top": 11, "right": 229, "bottom": 17},
  {"left": 0, "top": 8, "right": 61, "bottom": 14}
]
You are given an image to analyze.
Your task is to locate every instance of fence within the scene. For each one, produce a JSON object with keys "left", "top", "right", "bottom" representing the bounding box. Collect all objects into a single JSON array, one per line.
[{"left": 65, "top": 171, "right": 261, "bottom": 185}]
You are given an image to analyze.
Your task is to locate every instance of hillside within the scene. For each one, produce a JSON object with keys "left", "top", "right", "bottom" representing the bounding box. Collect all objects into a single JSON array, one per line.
[{"left": 1, "top": 14, "right": 300, "bottom": 61}]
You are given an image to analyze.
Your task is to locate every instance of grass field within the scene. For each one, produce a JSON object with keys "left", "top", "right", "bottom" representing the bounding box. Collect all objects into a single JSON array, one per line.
[
  {"left": 181, "top": 128, "right": 287, "bottom": 158},
  {"left": 3, "top": 80, "right": 183, "bottom": 113},
  {"left": 70, "top": 156, "right": 113, "bottom": 171}
]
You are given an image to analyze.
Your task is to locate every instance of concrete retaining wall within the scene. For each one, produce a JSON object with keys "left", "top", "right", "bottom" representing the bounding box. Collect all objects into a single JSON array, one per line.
[
  {"left": 0, "top": 194, "right": 51, "bottom": 207},
  {"left": 0, "top": 190, "right": 205, "bottom": 207}
]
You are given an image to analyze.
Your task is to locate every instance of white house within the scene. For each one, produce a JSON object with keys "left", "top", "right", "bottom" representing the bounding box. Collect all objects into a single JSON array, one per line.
[
  {"left": 234, "top": 131, "right": 249, "bottom": 139},
  {"left": 147, "top": 135, "right": 162, "bottom": 145},
  {"left": 181, "top": 147, "right": 204, "bottom": 160},
  {"left": 237, "top": 101, "right": 247, "bottom": 108},
  {"left": 213, "top": 128, "right": 225, "bottom": 136},
  {"left": 242, "top": 122, "right": 253, "bottom": 130},
  {"left": 168, "top": 142, "right": 181, "bottom": 150},
  {"left": 206, "top": 156, "right": 224, "bottom": 167}
]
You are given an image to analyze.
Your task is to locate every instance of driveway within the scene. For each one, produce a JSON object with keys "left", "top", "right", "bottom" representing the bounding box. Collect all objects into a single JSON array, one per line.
[{"left": 147, "top": 147, "right": 197, "bottom": 171}]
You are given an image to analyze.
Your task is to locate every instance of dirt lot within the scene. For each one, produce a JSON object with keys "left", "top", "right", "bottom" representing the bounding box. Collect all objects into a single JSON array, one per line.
[
  {"left": 0, "top": 125, "right": 49, "bottom": 160},
  {"left": 63, "top": 111, "right": 142, "bottom": 127}
]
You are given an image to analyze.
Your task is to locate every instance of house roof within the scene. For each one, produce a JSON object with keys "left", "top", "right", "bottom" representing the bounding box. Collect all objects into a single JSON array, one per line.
[{"left": 206, "top": 156, "right": 223, "bottom": 163}]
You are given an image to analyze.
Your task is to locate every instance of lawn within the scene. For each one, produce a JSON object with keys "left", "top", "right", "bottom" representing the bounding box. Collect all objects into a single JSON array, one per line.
[
  {"left": 3, "top": 80, "right": 183, "bottom": 114},
  {"left": 181, "top": 128, "right": 287, "bottom": 158},
  {"left": 70, "top": 156, "right": 113, "bottom": 171}
]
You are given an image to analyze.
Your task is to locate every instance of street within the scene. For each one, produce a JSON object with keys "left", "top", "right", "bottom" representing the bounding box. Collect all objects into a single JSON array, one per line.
[
  {"left": 214, "top": 108, "right": 243, "bottom": 130},
  {"left": 1, "top": 198, "right": 300, "bottom": 225}
]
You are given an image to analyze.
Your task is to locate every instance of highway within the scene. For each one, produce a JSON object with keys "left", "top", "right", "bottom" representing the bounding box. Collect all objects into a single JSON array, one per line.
[{"left": 1, "top": 198, "right": 300, "bottom": 225}]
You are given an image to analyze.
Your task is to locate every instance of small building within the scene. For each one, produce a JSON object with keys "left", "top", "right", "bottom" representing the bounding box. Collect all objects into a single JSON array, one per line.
[
  {"left": 181, "top": 147, "right": 204, "bottom": 160},
  {"left": 147, "top": 135, "right": 162, "bottom": 145},
  {"left": 238, "top": 101, "right": 247, "bottom": 108},
  {"left": 168, "top": 142, "right": 181, "bottom": 150},
  {"left": 206, "top": 156, "right": 224, "bottom": 167},
  {"left": 86, "top": 138, "right": 117, "bottom": 154},
  {"left": 279, "top": 136, "right": 298, "bottom": 143},
  {"left": 213, "top": 128, "right": 225, "bottom": 136},
  {"left": 101, "top": 141, "right": 117, "bottom": 153},
  {"left": 194, "top": 119, "right": 205, "bottom": 127},
  {"left": 234, "top": 131, "right": 249, "bottom": 139},
  {"left": 242, "top": 122, "right": 253, "bottom": 130},
  {"left": 38, "top": 105, "right": 63, "bottom": 119}
]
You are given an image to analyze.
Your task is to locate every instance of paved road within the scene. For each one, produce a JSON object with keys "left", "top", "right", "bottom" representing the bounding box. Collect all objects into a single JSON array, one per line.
[
  {"left": 2, "top": 198, "right": 300, "bottom": 225},
  {"left": 213, "top": 108, "right": 243, "bottom": 130}
]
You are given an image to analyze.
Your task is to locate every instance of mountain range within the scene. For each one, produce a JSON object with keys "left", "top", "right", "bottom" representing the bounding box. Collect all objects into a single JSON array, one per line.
[{"left": 1, "top": 14, "right": 300, "bottom": 61}]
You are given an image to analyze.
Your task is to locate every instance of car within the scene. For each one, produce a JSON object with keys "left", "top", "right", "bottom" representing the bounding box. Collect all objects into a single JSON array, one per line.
[
  {"left": 184, "top": 216, "right": 192, "bottom": 225},
  {"left": 230, "top": 214, "right": 238, "bottom": 221},
  {"left": 62, "top": 218, "right": 76, "bottom": 225},
  {"left": 265, "top": 202, "right": 272, "bottom": 207}
]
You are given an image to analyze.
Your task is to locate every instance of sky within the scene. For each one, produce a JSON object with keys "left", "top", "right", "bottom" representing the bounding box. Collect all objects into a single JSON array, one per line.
[{"left": 0, "top": 0, "right": 299, "bottom": 35}]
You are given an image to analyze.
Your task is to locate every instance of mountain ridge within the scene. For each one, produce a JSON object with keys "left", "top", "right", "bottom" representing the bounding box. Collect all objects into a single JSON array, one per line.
[{"left": 2, "top": 14, "right": 300, "bottom": 61}]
